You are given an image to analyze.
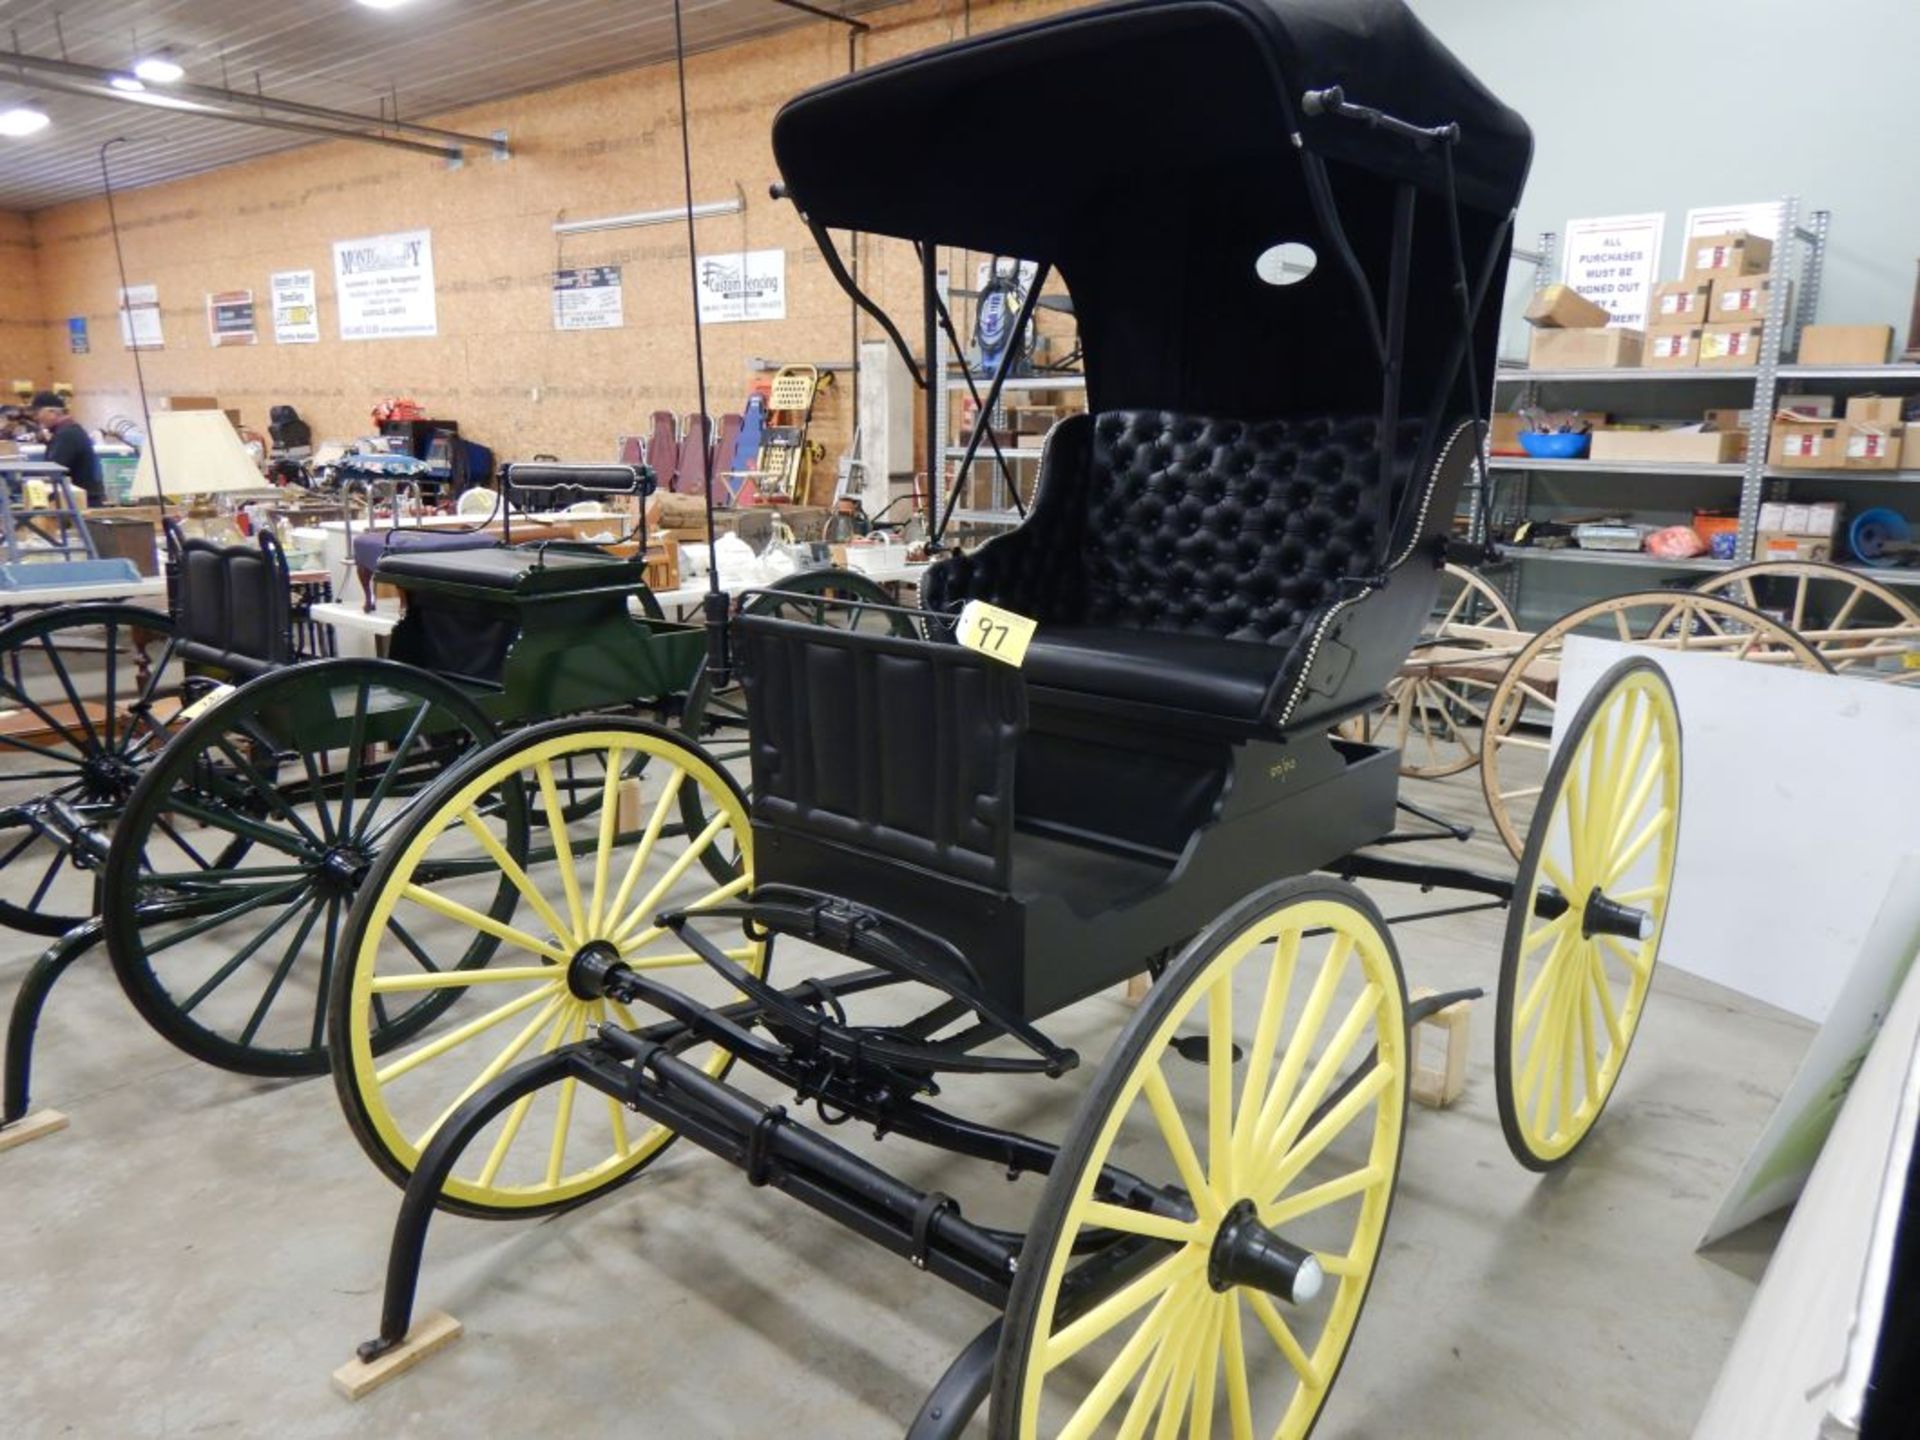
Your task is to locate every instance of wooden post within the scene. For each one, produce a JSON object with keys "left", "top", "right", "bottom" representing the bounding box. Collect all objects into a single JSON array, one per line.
[
  {"left": 1409, "top": 987, "right": 1471, "bottom": 1108},
  {"left": 0, "top": 1109, "right": 69, "bottom": 1153}
]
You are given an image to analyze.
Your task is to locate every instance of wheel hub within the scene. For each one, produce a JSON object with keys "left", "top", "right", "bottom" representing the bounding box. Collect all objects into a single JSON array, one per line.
[
  {"left": 1531, "top": 882, "right": 1653, "bottom": 942},
  {"left": 567, "top": 940, "right": 625, "bottom": 1000},
  {"left": 1206, "top": 1198, "right": 1324, "bottom": 1304},
  {"left": 79, "top": 752, "right": 138, "bottom": 801},
  {"left": 314, "top": 842, "right": 374, "bottom": 894}
]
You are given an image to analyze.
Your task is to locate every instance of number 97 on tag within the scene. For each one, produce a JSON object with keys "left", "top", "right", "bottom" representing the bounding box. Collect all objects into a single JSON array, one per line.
[{"left": 957, "top": 599, "right": 1038, "bottom": 667}]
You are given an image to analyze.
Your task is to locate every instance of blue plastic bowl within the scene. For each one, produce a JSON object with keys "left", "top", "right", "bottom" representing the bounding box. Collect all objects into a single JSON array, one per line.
[{"left": 1519, "top": 431, "right": 1591, "bottom": 460}]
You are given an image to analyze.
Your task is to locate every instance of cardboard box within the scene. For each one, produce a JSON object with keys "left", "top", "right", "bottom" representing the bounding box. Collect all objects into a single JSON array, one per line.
[
  {"left": 1590, "top": 427, "right": 1742, "bottom": 465},
  {"left": 1845, "top": 395, "right": 1906, "bottom": 427},
  {"left": 1903, "top": 425, "right": 1920, "bottom": 471},
  {"left": 1685, "top": 230, "right": 1773, "bottom": 281},
  {"left": 1845, "top": 422, "right": 1906, "bottom": 470},
  {"left": 1650, "top": 280, "right": 1714, "bottom": 327},
  {"left": 1798, "top": 324, "right": 1894, "bottom": 366},
  {"left": 1710, "top": 272, "right": 1784, "bottom": 323},
  {"left": 161, "top": 395, "right": 222, "bottom": 411},
  {"left": 1702, "top": 408, "right": 1750, "bottom": 432},
  {"left": 1699, "top": 321, "right": 1765, "bottom": 367},
  {"left": 1769, "top": 416, "right": 1845, "bottom": 469},
  {"left": 1525, "top": 284, "right": 1611, "bottom": 328},
  {"left": 1772, "top": 395, "right": 1836, "bottom": 419},
  {"left": 1644, "top": 326, "right": 1702, "bottom": 368},
  {"left": 1529, "top": 327, "right": 1644, "bottom": 371},
  {"left": 1756, "top": 531, "right": 1834, "bottom": 563}
]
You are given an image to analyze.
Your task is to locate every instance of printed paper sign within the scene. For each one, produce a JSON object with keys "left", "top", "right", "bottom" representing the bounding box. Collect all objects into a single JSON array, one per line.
[
  {"left": 552, "top": 265, "right": 624, "bottom": 331},
  {"left": 270, "top": 269, "right": 320, "bottom": 345},
  {"left": 118, "top": 283, "right": 164, "bottom": 350},
  {"left": 1685, "top": 200, "right": 1783, "bottom": 243},
  {"left": 333, "top": 229, "right": 438, "bottom": 340},
  {"left": 695, "top": 249, "right": 786, "bottom": 325},
  {"left": 207, "top": 290, "right": 257, "bottom": 347},
  {"left": 957, "top": 599, "right": 1037, "bottom": 667},
  {"left": 1562, "top": 213, "right": 1664, "bottom": 329},
  {"left": 67, "top": 317, "right": 88, "bottom": 355}
]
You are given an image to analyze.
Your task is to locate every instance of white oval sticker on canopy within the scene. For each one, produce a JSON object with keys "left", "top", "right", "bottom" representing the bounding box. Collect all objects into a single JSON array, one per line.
[{"left": 1254, "top": 242, "right": 1318, "bottom": 286}]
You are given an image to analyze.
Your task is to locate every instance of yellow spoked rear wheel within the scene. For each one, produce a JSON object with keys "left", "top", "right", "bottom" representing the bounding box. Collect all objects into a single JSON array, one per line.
[
  {"left": 330, "top": 717, "right": 763, "bottom": 1218},
  {"left": 1495, "top": 657, "right": 1681, "bottom": 1171},
  {"left": 993, "top": 880, "right": 1407, "bottom": 1440}
]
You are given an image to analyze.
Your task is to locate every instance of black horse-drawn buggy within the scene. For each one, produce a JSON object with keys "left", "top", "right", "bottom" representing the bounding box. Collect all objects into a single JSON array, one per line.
[{"left": 328, "top": 3, "right": 1684, "bottom": 1435}]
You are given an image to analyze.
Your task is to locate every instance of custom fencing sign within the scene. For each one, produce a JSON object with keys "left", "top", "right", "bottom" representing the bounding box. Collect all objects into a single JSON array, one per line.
[
  {"left": 333, "top": 229, "right": 438, "bottom": 340},
  {"left": 1562, "top": 213, "right": 1664, "bottom": 329},
  {"left": 271, "top": 270, "right": 320, "bottom": 345},
  {"left": 695, "top": 249, "right": 786, "bottom": 324},
  {"left": 118, "top": 283, "right": 164, "bottom": 350},
  {"left": 207, "top": 290, "right": 257, "bottom": 346},
  {"left": 552, "top": 266, "right": 624, "bottom": 331}
]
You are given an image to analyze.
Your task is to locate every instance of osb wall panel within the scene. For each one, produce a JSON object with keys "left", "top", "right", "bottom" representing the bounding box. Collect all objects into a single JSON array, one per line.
[
  {"left": 0, "top": 210, "right": 48, "bottom": 383},
  {"left": 26, "top": 0, "right": 1081, "bottom": 473}
]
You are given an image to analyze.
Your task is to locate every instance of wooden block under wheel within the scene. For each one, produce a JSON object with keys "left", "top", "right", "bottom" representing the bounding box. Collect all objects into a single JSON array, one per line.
[
  {"left": 0, "top": 1109, "right": 69, "bottom": 1153},
  {"left": 1409, "top": 987, "right": 1471, "bottom": 1108},
  {"left": 331, "top": 1311, "right": 463, "bottom": 1400}
]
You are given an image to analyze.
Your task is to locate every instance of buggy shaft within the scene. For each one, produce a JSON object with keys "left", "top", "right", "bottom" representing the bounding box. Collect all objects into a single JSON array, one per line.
[{"left": 584, "top": 1031, "right": 1021, "bottom": 1306}]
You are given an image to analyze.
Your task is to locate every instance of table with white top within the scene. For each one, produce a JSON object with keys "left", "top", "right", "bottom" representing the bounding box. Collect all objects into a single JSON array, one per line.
[
  {"left": 0, "top": 573, "right": 169, "bottom": 611},
  {"left": 310, "top": 561, "right": 932, "bottom": 658}
]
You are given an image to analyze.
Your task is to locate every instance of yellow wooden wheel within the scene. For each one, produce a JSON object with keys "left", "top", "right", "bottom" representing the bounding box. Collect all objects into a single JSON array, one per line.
[
  {"left": 993, "top": 880, "right": 1407, "bottom": 1439},
  {"left": 1495, "top": 657, "right": 1680, "bottom": 1171},
  {"left": 329, "top": 717, "right": 763, "bottom": 1218}
]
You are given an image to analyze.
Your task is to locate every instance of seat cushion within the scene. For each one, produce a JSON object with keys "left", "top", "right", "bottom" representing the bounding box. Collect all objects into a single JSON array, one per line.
[
  {"left": 376, "top": 543, "right": 643, "bottom": 594},
  {"left": 1022, "top": 625, "right": 1281, "bottom": 720}
]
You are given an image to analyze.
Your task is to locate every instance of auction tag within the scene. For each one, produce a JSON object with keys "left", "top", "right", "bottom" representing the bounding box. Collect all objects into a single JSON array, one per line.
[
  {"left": 957, "top": 599, "right": 1037, "bottom": 668},
  {"left": 1902, "top": 650, "right": 1920, "bottom": 671},
  {"left": 176, "top": 682, "right": 236, "bottom": 724}
]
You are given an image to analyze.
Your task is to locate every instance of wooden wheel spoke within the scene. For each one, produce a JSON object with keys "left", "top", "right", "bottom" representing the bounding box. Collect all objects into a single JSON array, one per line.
[
  {"left": 1041, "top": 1249, "right": 1203, "bottom": 1373},
  {"left": 1233, "top": 932, "right": 1299, "bottom": 1171},
  {"left": 1516, "top": 932, "right": 1570, "bottom": 1033},
  {"left": 1246, "top": 1291, "right": 1324, "bottom": 1392},
  {"left": 587, "top": 746, "right": 626, "bottom": 934},
  {"left": 1143, "top": 1063, "right": 1219, "bottom": 1222},
  {"left": 375, "top": 980, "right": 563, "bottom": 1084},
  {"left": 615, "top": 871, "right": 751, "bottom": 953},
  {"left": 1054, "top": 1281, "right": 1196, "bottom": 1440},
  {"left": 1606, "top": 807, "right": 1673, "bottom": 887},
  {"left": 544, "top": 1005, "right": 592, "bottom": 1185},
  {"left": 1264, "top": 1162, "right": 1386, "bottom": 1227},
  {"left": 174, "top": 892, "right": 314, "bottom": 1014},
  {"left": 604, "top": 766, "right": 688, "bottom": 935},
  {"left": 1588, "top": 946, "right": 1626, "bottom": 1050},
  {"left": 1187, "top": 1299, "right": 1223, "bottom": 1440},
  {"left": 1081, "top": 1201, "right": 1204, "bottom": 1247},
  {"left": 368, "top": 963, "right": 559, "bottom": 994},
  {"left": 1261, "top": 1060, "right": 1391, "bottom": 1199},
  {"left": 608, "top": 809, "right": 731, "bottom": 945},
  {"left": 534, "top": 761, "right": 588, "bottom": 941},
  {"left": 420, "top": 992, "right": 568, "bottom": 1144},
  {"left": 1248, "top": 937, "right": 1350, "bottom": 1159},
  {"left": 1222, "top": 1297, "right": 1254, "bottom": 1440},
  {"left": 1207, "top": 972, "right": 1234, "bottom": 1194},
  {"left": 457, "top": 807, "right": 572, "bottom": 945},
  {"left": 401, "top": 881, "right": 569, "bottom": 962},
  {"left": 1252, "top": 982, "right": 1382, "bottom": 1183}
]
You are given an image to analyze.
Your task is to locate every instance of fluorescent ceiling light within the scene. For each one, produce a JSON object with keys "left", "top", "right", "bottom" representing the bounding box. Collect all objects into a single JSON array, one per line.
[
  {"left": 0, "top": 106, "right": 51, "bottom": 137},
  {"left": 111, "top": 74, "right": 147, "bottom": 93},
  {"left": 133, "top": 53, "right": 185, "bottom": 84},
  {"left": 355, "top": 0, "right": 415, "bottom": 9}
]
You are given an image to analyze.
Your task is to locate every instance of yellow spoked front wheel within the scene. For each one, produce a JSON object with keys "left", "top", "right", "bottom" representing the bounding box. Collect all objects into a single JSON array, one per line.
[
  {"left": 1495, "top": 657, "right": 1681, "bottom": 1171},
  {"left": 993, "top": 880, "right": 1407, "bottom": 1440},
  {"left": 329, "top": 717, "right": 763, "bottom": 1218}
]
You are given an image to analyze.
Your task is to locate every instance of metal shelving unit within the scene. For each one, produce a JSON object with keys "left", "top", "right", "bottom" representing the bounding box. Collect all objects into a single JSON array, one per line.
[
  {"left": 1490, "top": 199, "right": 1864, "bottom": 606},
  {"left": 929, "top": 270, "right": 1087, "bottom": 530}
]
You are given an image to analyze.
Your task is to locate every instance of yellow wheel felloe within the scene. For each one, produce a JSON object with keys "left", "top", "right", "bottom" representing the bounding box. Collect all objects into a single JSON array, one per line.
[
  {"left": 331, "top": 718, "right": 763, "bottom": 1218},
  {"left": 993, "top": 880, "right": 1407, "bottom": 1440},
  {"left": 1495, "top": 657, "right": 1680, "bottom": 1171}
]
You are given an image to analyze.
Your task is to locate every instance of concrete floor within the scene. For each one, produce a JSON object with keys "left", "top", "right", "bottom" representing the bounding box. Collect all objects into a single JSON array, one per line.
[{"left": 0, "top": 769, "right": 1807, "bottom": 1439}]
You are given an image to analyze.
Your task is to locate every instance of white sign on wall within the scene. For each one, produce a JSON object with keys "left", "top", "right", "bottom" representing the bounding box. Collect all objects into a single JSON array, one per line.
[
  {"left": 1562, "top": 213, "right": 1664, "bottom": 329},
  {"left": 695, "top": 248, "right": 785, "bottom": 325},
  {"left": 1685, "top": 200, "right": 1783, "bottom": 244},
  {"left": 270, "top": 269, "right": 320, "bottom": 345},
  {"left": 117, "top": 283, "right": 164, "bottom": 350},
  {"left": 552, "top": 265, "right": 624, "bottom": 331},
  {"left": 332, "top": 229, "right": 438, "bottom": 340}
]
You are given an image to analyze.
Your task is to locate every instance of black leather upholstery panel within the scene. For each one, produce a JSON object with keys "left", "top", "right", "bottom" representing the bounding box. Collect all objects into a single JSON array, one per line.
[
  {"left": 1022, "top": 625, "right": 1278, "bottom": 721},
  {"left": 175, "top": 538, "right": 291, "bottom": 679}
]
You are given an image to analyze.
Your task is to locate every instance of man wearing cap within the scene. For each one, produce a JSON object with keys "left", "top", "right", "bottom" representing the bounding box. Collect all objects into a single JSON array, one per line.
[{"left": 33, "top": 392, "right": 104, "bottom": 507}]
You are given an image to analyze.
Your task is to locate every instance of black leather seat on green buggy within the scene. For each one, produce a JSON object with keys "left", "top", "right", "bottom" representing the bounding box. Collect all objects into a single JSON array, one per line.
[
  {"left": 174, "top": 535, "right": 295, "bottom": 680},
  {"left": 926, "top": 409, "right": 1438, "bottom": 730},
  {"left": 375, "top": 543, "right": 647, "bottom": 597}
]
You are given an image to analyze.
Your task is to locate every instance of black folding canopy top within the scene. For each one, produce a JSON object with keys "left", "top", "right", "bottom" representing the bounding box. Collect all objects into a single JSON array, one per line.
[{"left": 773, "top": 0, "right": 1531, "bottom": 437}]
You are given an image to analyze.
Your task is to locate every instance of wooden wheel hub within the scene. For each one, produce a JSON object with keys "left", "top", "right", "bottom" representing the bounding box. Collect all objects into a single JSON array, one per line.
[
  {"left": 1533, "top": 883, "right": 1654, "bottom": 942},
  {"left": 1205, "top": 1197, "right": 1325, "bottom": 1304},
  {"left": 565, "top": 940, "right": 625, "bottom": 1000}
]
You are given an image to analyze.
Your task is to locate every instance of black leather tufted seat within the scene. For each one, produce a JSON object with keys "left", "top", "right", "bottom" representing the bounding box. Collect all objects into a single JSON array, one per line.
[{"left": 927, "top": 409, "right": 1434, "bottom": 728}]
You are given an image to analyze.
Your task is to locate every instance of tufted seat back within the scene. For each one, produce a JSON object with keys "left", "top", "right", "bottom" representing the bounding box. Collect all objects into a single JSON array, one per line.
[{"left": 1079, "top": 410, "right": 1401, "bottom": 647}]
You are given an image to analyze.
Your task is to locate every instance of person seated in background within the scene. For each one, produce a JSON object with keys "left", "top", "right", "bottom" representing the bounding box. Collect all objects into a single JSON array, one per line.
[{"left": 32, "top": 391, "right": 103, "bottom": 507}]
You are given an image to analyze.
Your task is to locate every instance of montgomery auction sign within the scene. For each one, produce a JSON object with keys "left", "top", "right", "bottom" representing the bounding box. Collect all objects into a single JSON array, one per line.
[{"left": 332, "top": 229, "right": 438, "bottom": 340}]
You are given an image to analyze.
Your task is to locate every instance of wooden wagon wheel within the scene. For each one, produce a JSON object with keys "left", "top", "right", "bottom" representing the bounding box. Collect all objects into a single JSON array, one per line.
[
  {"left": 1479, "top": 591, "right": 1830, "bottom": 860},
  {"left": 1342, "top": 564, "right": 1519, "bottom": 778},
  {"left": 1693, "top": 560, "right": 1920, "bottom": 684}
]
